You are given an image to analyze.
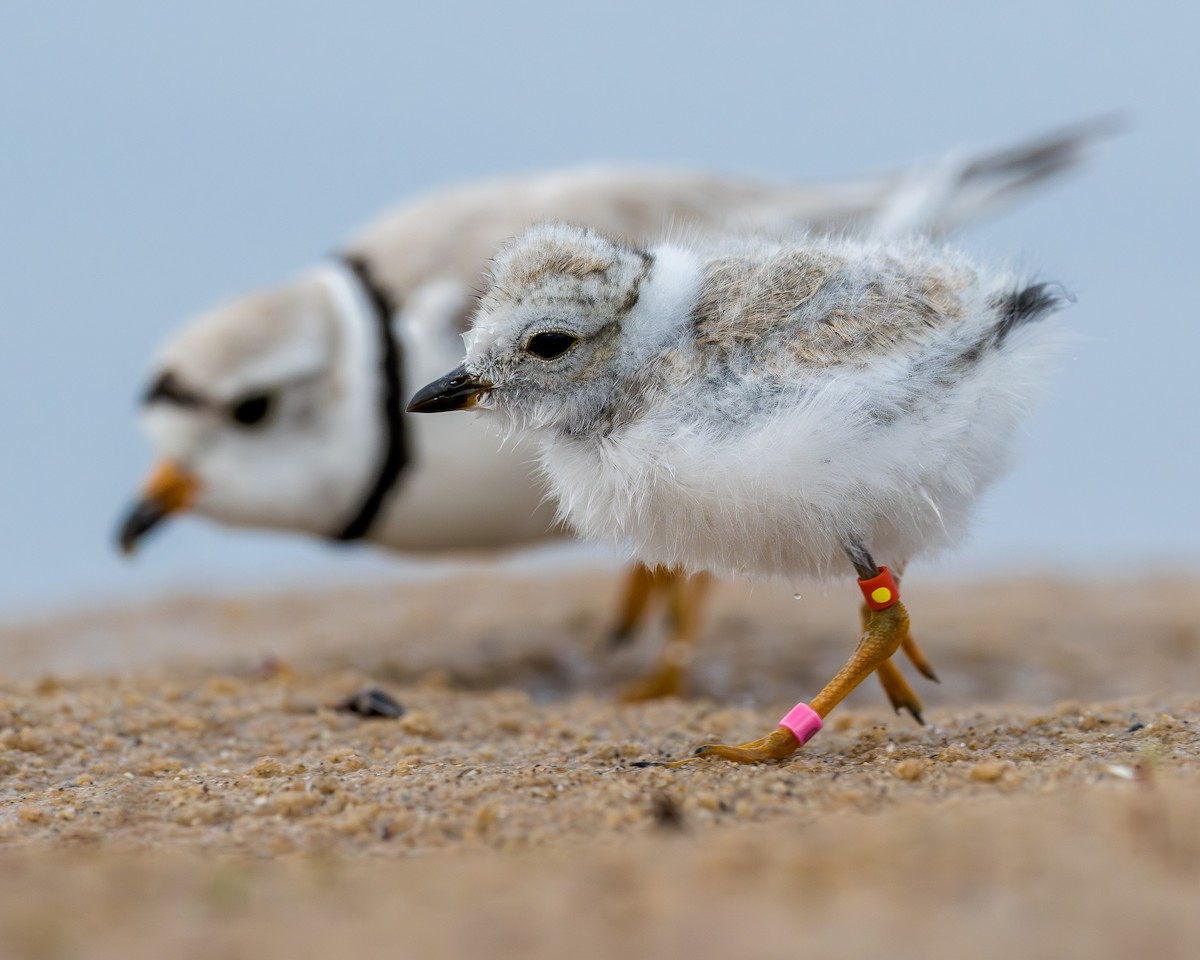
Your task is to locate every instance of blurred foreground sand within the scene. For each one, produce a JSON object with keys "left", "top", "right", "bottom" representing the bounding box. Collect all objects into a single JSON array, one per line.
[{"left": 1, "top": 570, "right": 1198, "bottom": 958}]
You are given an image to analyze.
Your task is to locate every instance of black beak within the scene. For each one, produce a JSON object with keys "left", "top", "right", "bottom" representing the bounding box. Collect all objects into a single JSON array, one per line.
[
  {"left": 406, "top": 364, "right": 491, "bottom": 413},
  {"left": 116, "top": 498, "right": 172, "bottom": 555}
]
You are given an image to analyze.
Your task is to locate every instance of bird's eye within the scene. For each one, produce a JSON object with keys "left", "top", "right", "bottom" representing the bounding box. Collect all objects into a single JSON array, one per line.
[
  {"left": 229, "top": 393, "right": 274, "bottom": 427},
  {"left": 526, "top": 331, "right": 578, "bottom": 360}
]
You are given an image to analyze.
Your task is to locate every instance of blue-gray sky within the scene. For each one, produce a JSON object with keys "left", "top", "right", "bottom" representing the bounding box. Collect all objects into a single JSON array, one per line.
[{"left": 1, "top": 1, "right": 1196, "bottom": 617}]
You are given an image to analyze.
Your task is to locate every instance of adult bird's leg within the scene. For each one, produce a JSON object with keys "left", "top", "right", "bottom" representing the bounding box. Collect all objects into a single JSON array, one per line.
[
  {"left": 638, "top": 543, "right": 908, "bottom": 767},
  {"left": 608, "top": 563, "right": 673, "bottom": 648},
  {"left": 619, "top": 570, "right": 713, "bottom": 701}
]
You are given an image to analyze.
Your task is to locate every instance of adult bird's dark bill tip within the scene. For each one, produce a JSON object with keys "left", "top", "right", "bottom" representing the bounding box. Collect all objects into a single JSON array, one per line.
[
  {"left": 115, "top": 499, "right": 169, "bottom": 555},
  {"left": 114, "top": 459, "right": 199, "bottom": 556},
  {"left": 406, "top": 365, "right": 491, "bottom": 413}
]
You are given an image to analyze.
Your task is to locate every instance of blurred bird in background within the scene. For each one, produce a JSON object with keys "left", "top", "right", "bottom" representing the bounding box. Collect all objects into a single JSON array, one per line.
[{"left": 116, "top": 119, "right": 1106, "bottom": 711}]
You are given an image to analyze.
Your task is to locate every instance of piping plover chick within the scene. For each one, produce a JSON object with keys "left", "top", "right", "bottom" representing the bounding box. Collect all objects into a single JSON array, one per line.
[
  {"left": 409, "top": 224, "right": 1068, "bottom": 764},
  {"left": 117, "top": 120, "right": 1099, "bottom": 707}
]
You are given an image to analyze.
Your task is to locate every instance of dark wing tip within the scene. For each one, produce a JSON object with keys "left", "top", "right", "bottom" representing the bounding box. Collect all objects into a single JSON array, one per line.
[
  {"left": 963, "top": 113, "right": 1127, "bottom": 187},
  {"left": 994, "top": 282, "right": 1073, "bottom": 344}
]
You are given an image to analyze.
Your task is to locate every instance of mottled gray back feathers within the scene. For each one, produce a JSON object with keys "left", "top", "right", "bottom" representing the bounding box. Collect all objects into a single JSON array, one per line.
[{"left": 690, "top": 247, "right": 973, "bottom": 370}]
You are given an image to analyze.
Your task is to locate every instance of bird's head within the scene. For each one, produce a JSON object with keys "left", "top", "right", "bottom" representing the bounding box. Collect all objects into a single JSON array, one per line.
[
  {"left": 408, "top": 224, "right": 676, "bottom": 437},
  {"left": 117, "top": 265, "right": 388, "bottom": 553}
]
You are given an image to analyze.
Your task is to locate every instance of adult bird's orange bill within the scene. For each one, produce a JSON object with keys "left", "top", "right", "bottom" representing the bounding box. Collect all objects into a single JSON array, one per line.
[{"left": 117, "top": 460, "right": 200, "bottom": 554}]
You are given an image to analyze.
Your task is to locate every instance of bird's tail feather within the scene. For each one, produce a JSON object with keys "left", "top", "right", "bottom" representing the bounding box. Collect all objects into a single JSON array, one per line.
[
  {"left": 993, "top": 282, "right": 1074, "bottom": 344},
  {"left": 867, "top": 114, "right": 1123, "bottom": 239}
]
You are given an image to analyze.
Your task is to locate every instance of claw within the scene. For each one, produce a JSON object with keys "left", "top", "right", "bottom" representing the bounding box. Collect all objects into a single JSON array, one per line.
[
  {"left": 876, "top": 657, "right": 926, "bottom": 726},
  {"left": 863, "top": 601, "right": 937, "bottom": 716}
]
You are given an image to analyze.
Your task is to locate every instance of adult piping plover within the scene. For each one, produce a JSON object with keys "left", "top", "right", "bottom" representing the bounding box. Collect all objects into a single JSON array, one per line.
[
  {"left": 117, "top": 121, "right": 1098, "bottom": 707},
  {"left": 408, "top": 223, "right": 1068, "bottom": 764}
]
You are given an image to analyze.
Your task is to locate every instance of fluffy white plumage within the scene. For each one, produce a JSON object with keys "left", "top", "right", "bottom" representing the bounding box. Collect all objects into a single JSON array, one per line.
[{"left": 447, "top": 225, "right": 1068, "bottom": 581}]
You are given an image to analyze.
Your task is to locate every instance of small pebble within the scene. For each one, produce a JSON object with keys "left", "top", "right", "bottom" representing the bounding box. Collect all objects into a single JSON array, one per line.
[
  {"left": 893, "top": 758, "right": 929, "bottom": 781},
  {"left": 968, "top": 760, "right": 1012, "bottom": 783},
  {"left": 336, "top": 688, "right": 405, "bottom": 719}
]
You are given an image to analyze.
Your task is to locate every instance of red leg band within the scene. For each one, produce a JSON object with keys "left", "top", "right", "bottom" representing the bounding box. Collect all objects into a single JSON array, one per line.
[{"left": 859, "top": 566, "right": 899, "bottom": 610}]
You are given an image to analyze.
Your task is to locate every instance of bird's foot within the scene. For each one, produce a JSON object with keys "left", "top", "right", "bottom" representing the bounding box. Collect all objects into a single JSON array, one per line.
[
  {"left": 635, "top": 703, "right": 825, "bottom": 768},
  {"left": 862, "top": 596, "right": 937, "bottom": 721},
  {"left": 634, "top": 727, "right": 800, "bottom": 767},
  {"left": 689, "top": 726, "right": 802, "bottom": 764}
]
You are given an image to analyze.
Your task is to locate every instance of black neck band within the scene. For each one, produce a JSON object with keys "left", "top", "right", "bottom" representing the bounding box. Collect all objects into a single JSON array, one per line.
[{"left": 332, "top": 254, "right": 408, "bottom": 541}]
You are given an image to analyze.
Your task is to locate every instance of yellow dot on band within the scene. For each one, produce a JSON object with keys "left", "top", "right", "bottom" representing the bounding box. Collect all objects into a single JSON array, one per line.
[{"left": 871, "top": 587, "right": 893, "bottom": 604}]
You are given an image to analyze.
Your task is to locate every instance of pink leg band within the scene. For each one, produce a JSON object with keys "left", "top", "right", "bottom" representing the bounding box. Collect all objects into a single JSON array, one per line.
[{"left": 778, "top": 702, "right": 823, "bottom": 745}]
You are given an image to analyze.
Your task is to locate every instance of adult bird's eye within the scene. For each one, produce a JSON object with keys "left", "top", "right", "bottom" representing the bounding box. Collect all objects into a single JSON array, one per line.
[
  {"left": 229, "top": 393, "right": 274, "bottom": 427},
  {"left": 526, "top": 331, "right": 578, "bottom": 360}
]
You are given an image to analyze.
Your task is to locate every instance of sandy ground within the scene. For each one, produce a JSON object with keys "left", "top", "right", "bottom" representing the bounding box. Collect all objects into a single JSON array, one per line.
[{"left": 1, "top": 568, "right": 1198, "bottom": 959}]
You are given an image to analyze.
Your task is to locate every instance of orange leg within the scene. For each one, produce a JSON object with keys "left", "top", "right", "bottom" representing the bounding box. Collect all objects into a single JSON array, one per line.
[
  {"left": 639, "top": 599, "right": 911, "bottom": 767},
  {"left": 609, "top": 563, "right": 674, "bottom": 648},
  {"left": 619, "top": 570, "right": 713, "bottom": 701},
  {"left": 901, "top": 632, "right": 940, "bottom": 683},
  {"left": 860, "top": 602, "right": 928, "bottom": 724},
  {"left": 882, "top": 566, "right": 940, "bottom": 684},
  {"left": 876, "top": 657, "right": 925, "bottom": 725},
  {"left": 863, "top": 566, "right": 939, "bottom": 720}
]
